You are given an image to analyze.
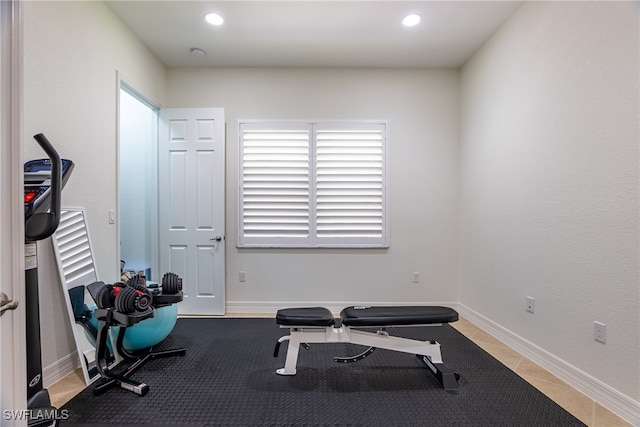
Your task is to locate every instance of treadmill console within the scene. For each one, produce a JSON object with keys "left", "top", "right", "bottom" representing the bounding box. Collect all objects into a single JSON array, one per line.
[{"left": 24, "top": 158, "right": 74, "bottom": 219}]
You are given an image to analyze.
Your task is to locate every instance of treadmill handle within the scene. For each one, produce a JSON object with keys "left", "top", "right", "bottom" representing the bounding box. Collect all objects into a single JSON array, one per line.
[{"left": 25, "top": 133, "right": 62, "bottom": 241}]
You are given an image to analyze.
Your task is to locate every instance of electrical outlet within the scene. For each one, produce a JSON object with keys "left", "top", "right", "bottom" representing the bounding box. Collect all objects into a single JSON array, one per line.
[
  {"left": 412, "top": 272, "right": 420, "bottom": 283},
  {"left": 239, "top": 271, "right": 246, "bottom": 282},
  {"left": 594, "top": 321, "right": 606, "bottom": 343},
  {"left": 526, "top": 296, "right": 535, "bottom": 314}
]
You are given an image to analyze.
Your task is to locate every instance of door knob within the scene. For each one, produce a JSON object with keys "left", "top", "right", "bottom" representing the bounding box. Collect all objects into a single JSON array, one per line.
[
  {"left": 0, "top": 292, "right": 19, "bottom": 316},
  {"left": 210, "top": 236, "right": 224, "bottom": 242}
]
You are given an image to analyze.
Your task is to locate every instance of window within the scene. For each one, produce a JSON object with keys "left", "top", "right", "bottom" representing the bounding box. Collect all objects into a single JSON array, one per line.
[{"left": 238, "top": 121, "right": 388, "bottom": 248}]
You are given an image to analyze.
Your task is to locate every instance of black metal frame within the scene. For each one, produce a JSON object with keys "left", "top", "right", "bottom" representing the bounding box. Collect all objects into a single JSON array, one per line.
[{"left": 90, "top": 288, "right": 186, "bottom": 396}]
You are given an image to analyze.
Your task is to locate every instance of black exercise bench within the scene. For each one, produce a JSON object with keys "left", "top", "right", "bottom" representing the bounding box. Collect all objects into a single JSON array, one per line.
[{"left": 274, "top": 305, "right": 460, "bottom": 392}]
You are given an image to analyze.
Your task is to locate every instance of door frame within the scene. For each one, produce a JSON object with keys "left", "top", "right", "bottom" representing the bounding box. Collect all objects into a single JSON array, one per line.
[
  {"left": 116, "top": 73, "right": 160, "bottom": 282},
  {"left": 1, "top": 0, "right": 27, "bottom": 416}
]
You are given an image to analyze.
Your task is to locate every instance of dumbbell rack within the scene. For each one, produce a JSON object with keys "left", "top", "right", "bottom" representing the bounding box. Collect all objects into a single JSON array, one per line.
[{"left": 89, "top": 283, "right": 186, "bottom": 396}]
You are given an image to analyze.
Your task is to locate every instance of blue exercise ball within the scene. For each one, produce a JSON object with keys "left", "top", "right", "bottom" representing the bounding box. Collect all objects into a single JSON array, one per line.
[
  {"left": 86, "top": 302, "right": 100, "bottom": 334},
  {"left": 122, "top": 304, "right": 179, "bottom": 351}
]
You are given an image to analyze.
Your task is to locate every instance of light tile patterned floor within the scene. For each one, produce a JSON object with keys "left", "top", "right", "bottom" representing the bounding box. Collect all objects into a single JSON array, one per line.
[{"left": 49, "top": 315, "right": 631, "bottom": 426}]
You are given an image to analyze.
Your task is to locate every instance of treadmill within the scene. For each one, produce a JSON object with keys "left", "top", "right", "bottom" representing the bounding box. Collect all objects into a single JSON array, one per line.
[{"left": 24, "top": 133, "right": 74, "bottom": 426}]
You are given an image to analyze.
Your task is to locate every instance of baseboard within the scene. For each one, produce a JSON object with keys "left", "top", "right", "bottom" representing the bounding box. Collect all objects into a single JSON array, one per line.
[
  {"left": 43, "top": 350, "right": 80, "bottom": 389},
  {"left": 457, "top": 303, "right": 640, "bottom": 426}
]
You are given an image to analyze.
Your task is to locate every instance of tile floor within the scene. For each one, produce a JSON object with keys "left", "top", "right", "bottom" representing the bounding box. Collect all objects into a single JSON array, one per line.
[
  {"left": 48, "top": 315, "right": 631, "bottom": 426},
  {"left": 449, "top": 318, "right": 630, "bottom": 427}
]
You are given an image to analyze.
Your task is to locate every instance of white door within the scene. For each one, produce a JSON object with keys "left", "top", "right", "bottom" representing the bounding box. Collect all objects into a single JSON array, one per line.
[{"left": 159, "top": 108, "right": 225, "bottom": 315}]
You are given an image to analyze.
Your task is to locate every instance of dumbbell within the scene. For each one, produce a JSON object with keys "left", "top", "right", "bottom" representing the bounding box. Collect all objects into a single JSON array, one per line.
[
  {"left": 95, "top": 282, "right": 124, "bottom": 310},
  {"left": 116, "top": 285, "right": 152, "bottom": 314},
  {"left": 95, "top": 282, "right": 152, "bottom": 314},
  {"left": 161, "top": 272, "right": 183, "bottom": 295}
]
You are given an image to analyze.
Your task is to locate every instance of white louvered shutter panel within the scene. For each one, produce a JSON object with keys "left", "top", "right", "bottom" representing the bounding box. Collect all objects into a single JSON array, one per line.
[
  {"left": 314, "top": 123, "right": 387, "bottom": 247},
  {"left": 52, "top": 209, "right": 98, "bottom": 287},
  {"left": 239, "top": 123, "right": 312, "bottom": 246}
]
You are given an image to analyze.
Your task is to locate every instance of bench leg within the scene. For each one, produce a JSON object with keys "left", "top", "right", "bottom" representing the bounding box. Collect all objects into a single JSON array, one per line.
[
  {"left": 421, "top": 355, "right": 460, "bottom": 392},
  {"left": 276, "top": 327, "right": 344, "bottom": 375},
  {"left": 276, "top": 334, "right": 299, "bottom": 375}
]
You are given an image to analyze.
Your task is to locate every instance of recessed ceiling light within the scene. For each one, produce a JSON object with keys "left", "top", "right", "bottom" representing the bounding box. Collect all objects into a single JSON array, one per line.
[
  {"left": 190, "top": 48, "right": 206, "bottom": 57},
  {"left": 402, "top": 13, "right": 422, "bottom": 27},
  {"left": 204, "top": 12, "right": 224, "bottom": 26}
]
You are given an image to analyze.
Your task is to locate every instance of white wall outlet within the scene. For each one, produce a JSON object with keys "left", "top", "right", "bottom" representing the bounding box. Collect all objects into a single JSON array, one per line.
[
  {"left": 412, "top": 272, "right": 420, "bottom": 283},
  {"left": 239, "top": 271, "right": 246, "bottom": 282},
  {"left": 526, "top": 296, "right": 535, "bottom": 314},
  {"left": 594, "top": 321, "right": 606, "bottom": 343}
]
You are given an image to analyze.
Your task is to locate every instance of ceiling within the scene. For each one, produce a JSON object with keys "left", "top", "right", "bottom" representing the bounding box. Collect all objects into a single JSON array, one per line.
[{"left": 105, "top": 1, "right": 523, "bottom": 69}]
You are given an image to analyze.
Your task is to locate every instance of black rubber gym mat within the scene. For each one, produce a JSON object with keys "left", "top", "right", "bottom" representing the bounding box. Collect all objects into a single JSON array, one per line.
[{"left": 60, "top": 318, "right": 585, "bottom": 426}]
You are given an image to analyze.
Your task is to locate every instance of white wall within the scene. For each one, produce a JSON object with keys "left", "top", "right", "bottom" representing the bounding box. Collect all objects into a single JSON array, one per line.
[
  {"left": 459, "top": 0, "right": 639, "bottom": 404},
  {"left": 22, "top": 1, "right": 166, "bottom": 370},
  {"left": 167, "top": 68, "right": 460, "bottom": 309}
]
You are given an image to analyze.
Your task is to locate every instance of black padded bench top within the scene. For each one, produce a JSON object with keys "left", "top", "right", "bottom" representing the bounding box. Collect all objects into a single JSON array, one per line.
[
  {"left": 276, "top": 307, "right": 335, "bottom": 326},
  {"left": 340, "top": 306, "right": 458, "bottom": 327},
  {"left": 276, "top": 306, "right": 458, "bottom": 327}
]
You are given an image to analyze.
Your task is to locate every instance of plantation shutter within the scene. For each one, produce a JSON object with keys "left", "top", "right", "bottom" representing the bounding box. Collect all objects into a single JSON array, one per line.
[
  {"left": 239, "top": 121, "right": 388, "bottom": 248},
  {"left": 239, "top": 123, "right": 312, "bottom": 246},
  {"left": 51, "top": 209, "right": 98, "bottom": 288},
  {"left": 315, "top": 123, "right": 386, "bottom": 246}
]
